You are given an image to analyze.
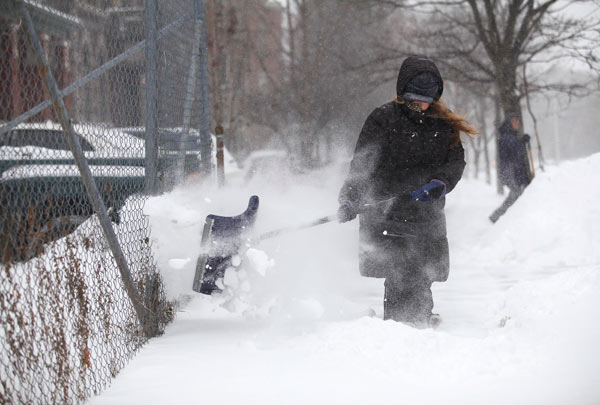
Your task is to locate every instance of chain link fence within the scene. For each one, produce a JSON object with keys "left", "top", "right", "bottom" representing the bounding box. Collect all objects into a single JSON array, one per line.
[{"left": 0, "top": 0, "right": 212, "bottom": 403}]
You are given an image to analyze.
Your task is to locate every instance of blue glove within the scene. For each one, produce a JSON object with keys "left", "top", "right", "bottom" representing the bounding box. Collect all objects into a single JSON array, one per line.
[
  {"left": 337, "top": 201, "right": 358, "bottom": 223},
  {"left": 410, "top": 180, "right": 447, "bottom": 202}
]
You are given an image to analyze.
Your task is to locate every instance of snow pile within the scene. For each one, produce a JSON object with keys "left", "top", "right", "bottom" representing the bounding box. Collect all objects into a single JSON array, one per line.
[
  {"left": 472, "top": 153, "right": 600, "bottom": 267},
  {"left": 88, "top": 264, "right": 600, "bottom": 405},
  {"left": 89, "top": 153, "right": 600, "bottom": 405}
]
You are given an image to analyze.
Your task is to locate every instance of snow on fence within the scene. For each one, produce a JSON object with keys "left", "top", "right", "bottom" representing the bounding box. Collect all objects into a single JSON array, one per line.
[
  {"left": 0, "top": 210, "right": 172, "bottom": 403},
  {"left": 0, "top": 0, "right": 212, "bottom": 403}
]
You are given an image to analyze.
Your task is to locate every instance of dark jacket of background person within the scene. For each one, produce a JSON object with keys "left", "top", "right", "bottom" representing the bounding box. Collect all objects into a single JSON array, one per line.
[
  {"left": 338, "top": 59, "right": 466, "bottom": 284},
  {"left": 497, "top": 120, "right": 532, "bottom": 188}
]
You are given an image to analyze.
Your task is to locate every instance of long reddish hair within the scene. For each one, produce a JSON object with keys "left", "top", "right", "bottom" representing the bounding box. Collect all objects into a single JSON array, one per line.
[
  {"left": 430, "top": 99, "right": 479, "bottom": 147},
  {"left": 395, "top": 97, "right": 479, "bottom": 147}
]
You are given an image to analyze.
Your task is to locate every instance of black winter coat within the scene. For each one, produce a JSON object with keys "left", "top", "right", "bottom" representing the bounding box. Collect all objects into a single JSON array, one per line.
[
  {"left": 339, "top": 101, "right": 466, "bottom": 282},
  {"left": 498, "top": 121, "right": 532, "bottom": 188}
]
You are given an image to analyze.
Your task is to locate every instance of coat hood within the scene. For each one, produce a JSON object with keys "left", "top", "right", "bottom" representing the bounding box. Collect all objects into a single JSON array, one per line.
[{"left": 396, "top": 56, "right": 444, "bottom": 101}]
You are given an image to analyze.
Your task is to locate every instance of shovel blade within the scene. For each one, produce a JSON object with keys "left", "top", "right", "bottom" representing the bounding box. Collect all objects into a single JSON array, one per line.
[{"left": 192, "top": 195, "right": 260, "bottom": 294}]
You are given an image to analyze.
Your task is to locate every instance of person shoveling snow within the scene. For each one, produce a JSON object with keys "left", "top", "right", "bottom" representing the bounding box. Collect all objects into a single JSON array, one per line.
[
  {"left": 193, "top": 55, "right": 479, "bottom": 330},
  {"left": 336, "top": 55, "right": 478, "bottom": 328}
]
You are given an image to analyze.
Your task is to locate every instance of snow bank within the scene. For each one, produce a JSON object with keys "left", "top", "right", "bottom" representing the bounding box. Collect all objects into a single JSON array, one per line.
[
  {"left": 472, "top": 153, "right": 600, "bottom": 267},
  {"left": 88, "top": 263, "right": 600, "bottom": 405},
  {"left": 90, "top": 153, "right": 600, "bottom": 405}
]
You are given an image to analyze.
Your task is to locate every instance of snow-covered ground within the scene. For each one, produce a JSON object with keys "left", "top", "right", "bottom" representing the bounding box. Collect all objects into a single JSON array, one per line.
[{"left": 88, "top": 153, "right": 600, "bottom": 405}]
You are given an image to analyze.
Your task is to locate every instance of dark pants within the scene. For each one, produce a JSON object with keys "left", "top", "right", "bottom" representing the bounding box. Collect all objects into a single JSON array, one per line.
[
  {"left": 489, "top": 185, "right": 526, "bottom": 223},
  {"left": 383, "top": 272, "right": 433, "bottom": 325}
]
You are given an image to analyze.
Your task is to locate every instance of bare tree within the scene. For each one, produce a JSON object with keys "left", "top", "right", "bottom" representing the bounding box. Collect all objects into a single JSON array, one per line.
[
  {"left": 238, "top": 0, "right": 390, "bottom": 167},
  {"left": 200, "top": 1, "right": 391, "bottom": 167},
  {"left": 200, "top": 0, "right": 286, "bottom": 157},
  {"left": 277, "top": 0, "right": 388, "bottom": 167},
  {"left": 368, "top": 1, "right": 600, "bottom": 116},
  {"left": 355, "top": 0, "right": 598, "bottom": 187}
]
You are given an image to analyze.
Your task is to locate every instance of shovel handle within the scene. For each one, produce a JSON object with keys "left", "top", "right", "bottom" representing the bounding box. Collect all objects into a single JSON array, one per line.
[
  {"left": 256, "top": 196, "right": 413, "bottom": 242},
  {"left": 257, "top": 214, "right": 338, "bottom": 241}
]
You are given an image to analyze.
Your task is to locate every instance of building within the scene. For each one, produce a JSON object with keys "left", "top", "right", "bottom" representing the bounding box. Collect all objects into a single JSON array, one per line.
[{"left": 0, "top": 0, "right": 284, "bottom": 143}]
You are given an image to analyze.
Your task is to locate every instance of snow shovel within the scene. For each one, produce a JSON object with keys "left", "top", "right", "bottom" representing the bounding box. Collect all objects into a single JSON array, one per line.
[
  {"left": 192, "top": 195, "right": 415, "bottom": 295},
  {"left": 192, "top": 195, "right": 260, "bottom": 294}
]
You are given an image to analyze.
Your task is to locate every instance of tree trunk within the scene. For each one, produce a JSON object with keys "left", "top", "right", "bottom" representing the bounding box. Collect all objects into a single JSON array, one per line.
[
  {"left": 496, "top": 62, "right": 522, "bottom": 119},
  {"left": 493, "top": 95, "right": 504, "bottom": 195},
  {"left": 477, "top": 96, "right": 491, "bottom": 184}
]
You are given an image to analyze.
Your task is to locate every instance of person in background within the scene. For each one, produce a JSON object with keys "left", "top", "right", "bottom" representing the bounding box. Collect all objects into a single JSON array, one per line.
[
  {"left": 489, "top": 113, "right": 533, "bottom": 223},
  {"left": 337, "top": 55, "right": 478, "bottom": 328}
]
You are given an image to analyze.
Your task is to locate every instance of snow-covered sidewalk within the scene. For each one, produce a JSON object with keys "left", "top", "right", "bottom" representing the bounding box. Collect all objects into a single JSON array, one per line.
[{"left": 88, "top": 155, "right": 600, "bottom": 405}]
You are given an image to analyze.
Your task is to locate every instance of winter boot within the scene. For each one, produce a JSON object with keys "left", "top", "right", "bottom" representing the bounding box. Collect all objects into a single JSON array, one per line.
[
  {"left": 383, "top": 277, "right": 437, "bottom": 327},
  {"left": 429, "top": 313, "right": 442, "bottom": 329},
  {"left": 489, "top": 212, "right": 500, "bottom": 223}
]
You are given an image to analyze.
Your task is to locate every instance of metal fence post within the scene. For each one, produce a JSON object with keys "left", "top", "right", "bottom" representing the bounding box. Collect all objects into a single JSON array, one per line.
[
  {"left": 174, "top": 3, "right": 202, "bottom": 183},
  {"left": 14, "top": 0, "right": 155, "bottom": 338},
  {"left": 215, "top": 125, "right": 225, "bottom": 187},
  {"left": 197, "top": 0, "right": 213, "bottom": 176},
  {"left": 145, "top": 0, "right": 159, "bottom": 194}
]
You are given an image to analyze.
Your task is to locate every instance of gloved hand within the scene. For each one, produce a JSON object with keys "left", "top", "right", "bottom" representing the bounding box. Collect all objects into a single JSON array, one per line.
[
  {"left": 410, "top": 179, "right": 447, "bottom": 202},
  {"left": 337, "top": 201, "right": 358, "bottom": 223},
  {"left": 522, "top": 134, "right": 531, "bottom": 143}
]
